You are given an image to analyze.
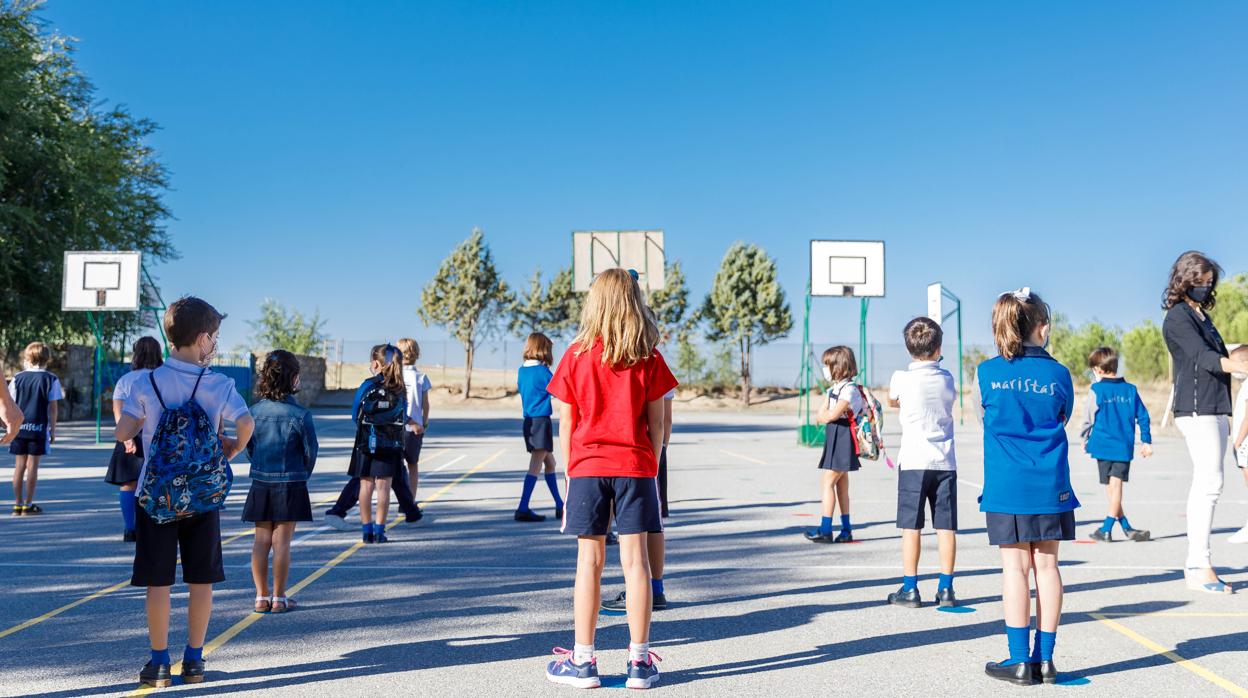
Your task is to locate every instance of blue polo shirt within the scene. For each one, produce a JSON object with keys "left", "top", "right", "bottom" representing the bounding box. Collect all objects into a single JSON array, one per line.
[
  {"left": 517, "top": 361, "right": 553, "bottom": 418},
  {"left": 1081, "top": 377, "right": 1151, "bottom": 463},
  {"left": 977, "top": 346, "right": 1080, "bottom": 515}
]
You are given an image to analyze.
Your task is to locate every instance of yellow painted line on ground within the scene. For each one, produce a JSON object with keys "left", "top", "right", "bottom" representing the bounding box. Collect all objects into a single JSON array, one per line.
[
  {"left": 125, "top": 448, "right": 504, "bottom": 697},
  {"left": 720, "top": 449, "right": 767, "bottom": 465},
  {"left": 1097, "top": 612, "right": 1248, "bottom": 619},
  {"left": 1091, "top": 613, "right": 1248, "bottom": 697}
]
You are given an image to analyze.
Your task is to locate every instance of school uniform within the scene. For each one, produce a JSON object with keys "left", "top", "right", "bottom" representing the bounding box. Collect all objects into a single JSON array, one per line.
[
  {"left": 658, "top": 388, "right": 675, "bottom": 515},
  {"left": 7, "top": 368, "right": 63, "bottom": 456},
  {"left": 105, "top": 369, "right": 151, "bottom": 484},
  {"left": 518, "top": 360, "right": 554, "bottom": 452},
  {"left": 1079, "top": 377, "right": 1151, "bottom": 484},
  {"left": 242, "top": 396, "right": 318, "bottom": 523},
  {"left": 888, "top": 361, "right": 958, "bottom": 531},
  {"left": 547, "top": 341, "right": 678, "bottom": 536},
  {"left": 122, "top": 356, "right": 250, "bottom": 587},
  {"left": 818, "top": 380, "right": 863, "bottom": 472},
  {"left": 976, "top": 346, "right": 1080, "bottom": 545},
  {"left": 347, "top": 376, "right": 406, "bottom": 480},
  {"left": 402, "top": 365, "right": 431, "bottom": 466}
]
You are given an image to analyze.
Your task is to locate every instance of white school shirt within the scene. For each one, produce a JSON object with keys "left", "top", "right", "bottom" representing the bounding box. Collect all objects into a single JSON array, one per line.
[
  {"left": 887, "top": 360, "right": 957, "bottom": 471},
  {"left": 1233, "top": 383, "right": 1248, "bottom": 467},
  {"left": 122, "top": 356, "right": 250, "bottom": 484},
  {"left": 111, "top": 368, "right": 151, "bottom": 403},
  {"left": 402, "top": 365, "right": 432, "bottom": 431},
  {"left": 828, "top": 379, "right": 865, "bottom": 416}
]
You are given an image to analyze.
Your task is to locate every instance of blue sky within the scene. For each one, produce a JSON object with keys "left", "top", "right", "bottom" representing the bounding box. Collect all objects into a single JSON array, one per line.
[{"left": 40, "top": 1, "right": 1248, "bottom": 355}]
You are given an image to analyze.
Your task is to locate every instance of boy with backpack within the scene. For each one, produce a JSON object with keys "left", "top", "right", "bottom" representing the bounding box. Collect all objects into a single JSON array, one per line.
[{"left": 115, "top": 297, "right": 254, "bottom": 688}]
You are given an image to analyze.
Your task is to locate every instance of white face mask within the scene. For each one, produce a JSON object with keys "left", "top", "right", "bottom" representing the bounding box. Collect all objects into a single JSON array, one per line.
[
  {"left": 822, "top": 365, "right": 833, "bottom": 383},
  {"left": 1234, "top": 372, "right": 1248, "bottom": 382},
  {"left": 198, "top": 334, "right": 218, "bottom": 367}
]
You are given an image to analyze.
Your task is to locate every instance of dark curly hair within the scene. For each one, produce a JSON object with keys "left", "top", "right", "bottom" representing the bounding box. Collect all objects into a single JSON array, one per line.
[
  {"left": 130, "top": 336, "right": 164, "bottom": 371},
  {"left": 255, "top": 350, "right": 301, "bottom": 401},
  {"left": 1163, "top": 250, "right": 1222, "bottom": 311}
]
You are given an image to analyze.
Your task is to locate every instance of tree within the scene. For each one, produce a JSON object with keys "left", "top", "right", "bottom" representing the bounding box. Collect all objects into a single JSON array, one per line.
[
  {"left": 0, "top": 2, "right": 175, "bottom": 361},
  {"left": 507, "top": 266, "right": 582, "bottom": 342},
  {"left": 673, "top": 330, "right": 705, "bottom": 388},
  {"left": 1210, "top": 273, "right": 1248, "bottom": 344},
  {"left": 963, "top": 346, "right": 989, "bottom": 387},
  {"left": 419, "top": 228, "right": 514, "bottom": 397},
  {"left": 508, "top": 269, "right": 551, "bottom": 338},
  {"left": 701, "top": 243, "right": 793, "bottom": 406},
  {"left": 1121, "top": 320, "right": 1168, "bottom": 383},
  {"left": 647, "top": 261, "right": 690, "bottom": 342},
  {"left": 1048, "top": 314, "right": 1121, "bottom": 382},
  {"left": 247, "top": 299, "right": 327, "bottom": 355}
]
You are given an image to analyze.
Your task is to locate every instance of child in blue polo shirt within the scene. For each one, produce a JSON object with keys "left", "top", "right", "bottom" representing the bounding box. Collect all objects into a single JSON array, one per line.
[
  {"left": 977, "top": 288, "right": 1079, "bottom": 687},
  {"left": 1080, "top": 346, "right": 1153, "bottom": 543},
  {"left": 515, "top": 333, "right": 564, "bottom": 522},
  {"left": 8, "top": 342, "right": 63, "bottom": 515}
]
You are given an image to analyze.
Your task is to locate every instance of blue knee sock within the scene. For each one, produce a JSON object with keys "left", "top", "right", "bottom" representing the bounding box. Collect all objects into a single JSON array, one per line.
[
  {"left": 1029, "top": 628, "right": 1042, "bottom": 663},
  {"left": 544, "top": 473, "right": 563, "bottom": 509},
  {"left": 840, "top": 514, "right": 852, "bottom": 533},
  {"left": 901, "top": 575, "right": 918, "bottom": 592},
  {"left": 119, "top": 490, "right": 136, "bottom": 531},
  {"left": 938, "top": 573, "right": 953, "bottom": 591},
  {"left": 373, "top": 523, "right": 385, "bottom": 536},
  {"left": 183, "top": 645, "right": 203, "bottom": 663},
  {"left": 1100, "top": 516, "right": 1115, "bottom": 533},
  {"left": 151, "top": 648, "right": 170, "bottom": 666},
  {"left": 819, "top": 516, "right": 833, "bottom": 536},
  {"left": 1117, "top": 516, "right": 1133, "bottom": 531},
  {"left": 651, "top": 578, "right": 664, "bottom": 596},
  {"left": 362, "top": 523, "right": 371, "bottom": 536},
  {"left": 1004, "top": 625, "right": 1030, "bottom": 665},
  {"left": 518, "top": 474, "right": 538, "bottom": 512},
  {"left": 1038, "top": 630, "right": 1056, "bottom": 661}
]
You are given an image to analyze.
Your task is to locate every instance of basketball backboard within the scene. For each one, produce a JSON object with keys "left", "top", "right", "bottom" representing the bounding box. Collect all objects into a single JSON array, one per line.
[
  {"left": 573, "top": 231, "right": 665, "bottom": 292},
  {"left": 62, "top": 251, "right": 142, "bottom": 311},
  {"left": 810, "top": 240, "right": 884, "bottom": 297},
  {"left": 928, "top": 283, "right": 944, "bottom": 324}
]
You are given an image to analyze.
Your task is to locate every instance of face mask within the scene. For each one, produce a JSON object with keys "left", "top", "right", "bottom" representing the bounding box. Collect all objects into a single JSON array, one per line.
[
  {"left": 821, "top": 365, "right": 833, "bottom": 383},
  {"left": 198, "top": 335, "right": 218, "bottom": 367},
  {"left": 1187, "top": 285, "right": 1212, "bottom": 304},
  {"left": 1233, "top": 372, "right": 1248, "bottom": 382}
]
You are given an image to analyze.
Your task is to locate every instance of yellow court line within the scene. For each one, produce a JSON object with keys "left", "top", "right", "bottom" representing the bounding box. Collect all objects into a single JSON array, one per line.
[
  {"left": 720, "top": 449, "right": 767, "bottom": 465},
  {"left": 1091, "top": 613, "right": 1248, "bottom": 697},
  {"left": 1097, "top": 612, "right": 1248, "bottom": 619},
  {"left": 125, "top": 448, "right": 504, "bottom": 697}
]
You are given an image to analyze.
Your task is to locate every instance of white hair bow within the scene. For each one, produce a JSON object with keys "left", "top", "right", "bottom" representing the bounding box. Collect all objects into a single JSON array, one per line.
[{"left": 1000, "top": 287, "right": 1031, "bottom": 302}]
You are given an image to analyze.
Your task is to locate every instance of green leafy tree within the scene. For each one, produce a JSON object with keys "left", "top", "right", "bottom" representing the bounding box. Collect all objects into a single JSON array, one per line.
[
  {"left": 1121, "top": 320, "right": 1168, "bottom": 383},
  {"left": 1048, "top": 314, "right": 1121, "bottom": 382},
  {"left": 673, "top": 330, "right": 705, "bottom": 388},
  {"left": 1210, "top": 273, "right": 1248, "bottom": 344},
  {"left": 701, "top": 243, "right": 793, "bottom": 405},
  {"left": 507, "top": 266, "right": 582, "bottom": 343},
  {"left": 0, "top": 2, "right": 175, "bottom": 362},
  {"left": 247, "top": 299, "right": 327, "bottom": 355},
  {"left": 419, "top": 228, "right": 514, "bottom": 397},
  {"left": 508, "top": 269, "right": 551, "bottom": 338},
  {"left": 963, "top": 346, "right": 989, "bottom": 386},
  {"left": 647, "top": 261, "right": 690, "bottom": 342}
]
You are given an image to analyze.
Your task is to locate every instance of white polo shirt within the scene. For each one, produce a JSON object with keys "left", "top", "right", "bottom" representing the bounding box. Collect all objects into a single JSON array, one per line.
[{"left": 887, "top": 360, "right": 957, "bottom": 471}]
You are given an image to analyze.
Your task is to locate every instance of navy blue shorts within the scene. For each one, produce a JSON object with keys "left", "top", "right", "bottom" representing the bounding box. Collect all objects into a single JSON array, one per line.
[
  {"left": 403, "top": 431, "right": 424, "bottom": 466},
  {"left": 131, "top": 508, "right": 225, "bottom": 587},
  {"left": 9, "top": 437, "right": 46, "bottom": 456},
  {"left": 897, "top": 469, "right": 957, "bottom": 531},
  {"left": 523, "top": 416, "right": 554, "bottom": 453},
  {"left": 563, "top": 476, "right": 663, "bottom": 536},
  {"left": 986, "top": 511, "right": 1076, "bottom": 546},
  {"left": 1097, "top": 460, "right": 1130, "bottom": 484}
]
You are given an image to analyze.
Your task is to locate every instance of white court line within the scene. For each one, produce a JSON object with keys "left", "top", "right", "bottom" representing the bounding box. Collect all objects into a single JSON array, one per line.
[
  {"left": 429, "top": 454, "right": 466, "bottom": 473},
  {"left": 958, "top": 477, "right": 983, "bottom": 490}
]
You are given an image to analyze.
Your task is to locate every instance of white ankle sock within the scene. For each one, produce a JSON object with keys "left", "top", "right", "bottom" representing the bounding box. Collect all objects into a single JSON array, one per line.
[
  {"left": 573, "top": 644, "right": 594, "bottom": 665},
  {"left": 629, "top": 642, "right": 649, "bottom": 663}
]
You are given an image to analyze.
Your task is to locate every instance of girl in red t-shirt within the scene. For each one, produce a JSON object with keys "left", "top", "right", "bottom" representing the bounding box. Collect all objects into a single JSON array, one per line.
[{"left": 544, "top": 268, "right": 677, "bottom": 690}]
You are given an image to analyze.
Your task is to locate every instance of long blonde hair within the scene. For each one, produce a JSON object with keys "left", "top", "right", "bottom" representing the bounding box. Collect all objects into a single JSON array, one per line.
[
  {"left": 992, "top": 289, "right": 1050, "bottom": 361},
  {"left": 572, "top": 268, "right": 659, "bottom": 367}
]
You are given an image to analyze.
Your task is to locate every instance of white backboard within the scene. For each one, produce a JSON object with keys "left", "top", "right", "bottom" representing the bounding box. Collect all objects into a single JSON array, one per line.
[
  {"left": 927, "top": 283, "right": 943, "bottom": 324},
  {"left": 573, "top": 230, "right": 665, "bottom": 291},
  {"left": 810, "top": 240, "right": 884, "bottom": 297},
  {"left": 62, "top": 251, "right": 142, "bottom": 311}
]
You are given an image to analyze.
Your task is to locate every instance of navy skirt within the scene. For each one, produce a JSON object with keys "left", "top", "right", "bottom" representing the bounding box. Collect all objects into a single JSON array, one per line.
[
  {"left": 242, "top": 481, "right": 313, "bottom": 523},
  {"left": 105, "top": 439, "right": 145, "bottom": 485},
  {"left": 523, "top": 416, "right": 554, "bottom": 453},
  {"left": 986, "top": 511, "right": 1076, "bottom": 545},
  {"left": 817, "top": 419, "right": 861, "bottom": 472}
]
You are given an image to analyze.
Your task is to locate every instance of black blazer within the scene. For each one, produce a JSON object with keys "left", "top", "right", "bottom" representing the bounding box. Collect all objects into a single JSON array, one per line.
[{"left": 1162, "top": 303, "right": 1231, "bottom": 416}]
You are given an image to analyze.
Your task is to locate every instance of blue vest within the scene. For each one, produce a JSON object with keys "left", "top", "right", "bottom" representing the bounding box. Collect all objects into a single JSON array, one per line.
[
  {"left": 1085, "top": 378, "right": 1151, "bottom": 463},
  {"left": 518, "top": 364, "right": 554, "bottom": 418},
  {"left": 977, "top": 346, "right": 1080, "bottom": 515}
]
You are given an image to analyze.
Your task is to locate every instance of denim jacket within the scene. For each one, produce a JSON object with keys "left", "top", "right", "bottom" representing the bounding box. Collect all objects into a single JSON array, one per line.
[{"left": 246, "top": 396, "right": 318, "bottom": 483}]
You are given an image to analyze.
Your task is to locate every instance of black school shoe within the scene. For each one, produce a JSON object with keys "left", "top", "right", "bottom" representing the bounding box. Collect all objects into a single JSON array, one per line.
[
  {"left": 833, "top": 530, "right": 853, "bottom": 543},
  {"left": 181, "top": 659, "right": 206, "bottom": 684},
  {"left": 985, "top": 661, "right": 1037, "bottom": 686},
  {"left": 935, "top": 587, "right": 958, "bottom": 608},
  {"left": 1030, "top": 660, "right": 1058, "bottom": 684},
  {"left": 602, "top": 590, "right": 668, "bottom": 611},
  {"left": 1122, "top": 527, "right": 1151, "bottom": 542},
  {"left": 804, "top": 530, "right": 835, "bottom": 543},
  {"left": 139, "top": 661, "right": 172, "bottom": 688},
  {"left": 404, "top": 506, "right": 424, "bottom": 523},
  {"left": 887, "top": 587, "right": 922, "bottom": 608},
  {"left": 514, "top": 509, "right": 546, "bottom": 522}
]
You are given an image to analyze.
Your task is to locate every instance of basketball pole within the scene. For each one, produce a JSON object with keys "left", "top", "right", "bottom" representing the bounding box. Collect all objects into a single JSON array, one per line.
[
  {"left": 85, "top": 310, "right": 106, "bottom": 445},
  {"left": 858, "top": 298, "right": 869, "bottom": 385}
]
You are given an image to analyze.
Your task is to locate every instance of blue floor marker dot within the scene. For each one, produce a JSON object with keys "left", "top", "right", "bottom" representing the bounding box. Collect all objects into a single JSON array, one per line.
[
  {"left": 937, "top": 605, "right": 977, "bottom": 614},
  {"left": 599, "top": 608, "right": 627, "bottom": 617},
  {"left": 1056, "top": 676, "right": 1091, "bottom": 686}
]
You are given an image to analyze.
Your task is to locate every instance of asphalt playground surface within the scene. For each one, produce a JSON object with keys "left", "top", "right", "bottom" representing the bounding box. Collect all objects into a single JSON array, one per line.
[{"left": 1, "top": 407, "right": 1246, "bottom": 697}]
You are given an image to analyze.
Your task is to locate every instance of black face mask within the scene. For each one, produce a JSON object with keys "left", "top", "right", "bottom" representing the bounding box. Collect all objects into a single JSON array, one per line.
[{"left": 1187, "top": 285, "right": 1212, "bottom": 304}]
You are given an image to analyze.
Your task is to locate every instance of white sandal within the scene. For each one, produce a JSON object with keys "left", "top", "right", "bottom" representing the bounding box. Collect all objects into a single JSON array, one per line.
[
  {"left": 270, "top": 596, "right": 296, "bottom": 613},
  {"left": 1185, "top": 569, "right": 1233, "bottom": 594},
  {"left": 253, "top": 596, "right": 272, "bottom": 613}
]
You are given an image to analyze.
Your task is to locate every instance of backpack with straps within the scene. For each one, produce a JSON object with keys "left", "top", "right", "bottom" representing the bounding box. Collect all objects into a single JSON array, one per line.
[
  {"left": 847, "top": 384, "right": 885, "bottom": 461},
  {"left": 137, "top": 369, "right": 233, "bottom": 523},
  {"left": 358, "top": 377, "right": 406, "bottom": 455}
]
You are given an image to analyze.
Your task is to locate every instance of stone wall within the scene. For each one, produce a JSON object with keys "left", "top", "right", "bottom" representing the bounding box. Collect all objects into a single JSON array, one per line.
[{"left": 251, "top": 352, "right": 326, "bottom": 408}]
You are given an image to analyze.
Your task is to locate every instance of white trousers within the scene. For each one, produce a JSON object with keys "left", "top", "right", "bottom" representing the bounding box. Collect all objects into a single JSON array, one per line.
[{"left": 1176, "top": 415, "right": 1229, "bottom": 569}]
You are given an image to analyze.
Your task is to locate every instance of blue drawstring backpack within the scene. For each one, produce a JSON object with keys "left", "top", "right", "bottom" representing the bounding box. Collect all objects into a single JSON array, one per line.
[{"left": 137, "top": 369, "right": 232, "bottom": 523}]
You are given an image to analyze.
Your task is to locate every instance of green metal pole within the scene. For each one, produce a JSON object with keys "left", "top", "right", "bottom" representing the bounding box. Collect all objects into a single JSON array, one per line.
[
  {"left": 859, "top": 298, "right": 869, "bottom": 384},
  {"left": 799, "top": 284, "right": 811, "bottom": 444},
  {"left": 87, "top": 311, "right": 105, "bottom": 444}
]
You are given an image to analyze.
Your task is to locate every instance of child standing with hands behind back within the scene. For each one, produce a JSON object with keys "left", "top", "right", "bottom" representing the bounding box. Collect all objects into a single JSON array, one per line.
[
  {"left": 544, "top": 269, "right": 677, "bottom": 690},
  {"left": 804, "top": 346, "right": 862, "bottom": 544},
  {"left": 515, "top": 332, "right": 564, "bottom": 522},
  {"left": 977, "top": 288, "right": 1078, "bottom": 686}
]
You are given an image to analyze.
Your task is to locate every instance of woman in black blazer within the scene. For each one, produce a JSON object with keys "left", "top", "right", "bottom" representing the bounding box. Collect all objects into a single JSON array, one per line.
[{"left": 1161, "top": 251, "right": 1248, "bottom": 594}]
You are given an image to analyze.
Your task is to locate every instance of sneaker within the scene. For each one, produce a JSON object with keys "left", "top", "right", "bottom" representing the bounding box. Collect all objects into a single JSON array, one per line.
[
  {"left": 1229, "top": 526, "right": 1248, "bottom": 545},
  {"left": 887, "top": 586, "right": 922, "bottom": 608},
  {"left": 935, "top": 587, "right": 958, "bottom": 608},
  {"left": 181, "top": 658, "right": 206, "bottom": 684},
  {"left": 605, "top": 532, "right": 618, "bottom": 546},
  {"left": 1088, "top": 528, "right": 1112, "bottom": 542},
  {"left": 833, "top": 530, "right": 853, "bottom": 543},
  {"left": 625, "top": 651, "right": 663, "bottom": 690},
  {"left": 325, "top": 512, "right": 353, "bottom": 531},
  {"left": 804, "top": 529, "right": 835, "bottom": 543},
  {"left": 515, "top": 509, "right": 546, "bottom": 522},
  {"left": 139, "top": 661, "right": 172, "bottom": 688},
  {"left": 602, "top": 590, "right": 668, "bottom": 611},
  {"left": 405, "top": 507, "right": 424, "bottom": 524},
  {"left": 545, "top": 647, "right": 601, "bottom": 689},
  {"left": 23, "top": 503, "right": 41, "bottom": 515},
  {"left": 123, "top": 530, "right": 137, "bottom": 543},
  {"left": 1122, "top": 527, "right": 1151, "bottom": 542},
  {"left": 11, "top": 504, "right": 23, "bottom": 516}
]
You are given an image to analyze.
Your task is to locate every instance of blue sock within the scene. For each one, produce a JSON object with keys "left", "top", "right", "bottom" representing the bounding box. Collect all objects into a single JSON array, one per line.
[
  {"left": 544, "top": 473, "right": 564, "bottom": 509},
  {"left": 519, "top": 474, "right": 538, "bottom": 512},
  {"left": 1003, "top": 625, "right": 1030, "bottom": 666},
  {"left": 1029, "top": 628, "right": 1042, "bottom": 663},
  {"left": 119, "top": 490, "right": 136, "bottom": 531},
  {"left": 183, "top": 645, "right": 203, "bottom": 663},
  {"left": 150, "top": 648, "right": 170, "bottom": 666},
  {"left": 901, "top": 575, "right": 918, "bottom": 592},
  {"left": 372, "top": 523, "right": 384, "bottom": 536},
  {"left": 938, "top": 573, "right": 953, "bottom": 591},
  {"left": 819, "top": 516, "right": 833, "bottom": 536},
  {"left": 362, "top": 523, "right": 371, "bottom": 536},
  {"left": 840, "top": 514, "right": 852, "bottom": 534},
  {"left": 1117, "top": 516, "right": 1133, "bottom": 531},
  {"left": 1038, "top": 630, "right": 1056, "bottom": 661},
  {"left": 1101, "top": 516, "right": 1115, "bottom": 533},
  {"left": 651, "top": 578, "right": 664, "bottom": 596}
]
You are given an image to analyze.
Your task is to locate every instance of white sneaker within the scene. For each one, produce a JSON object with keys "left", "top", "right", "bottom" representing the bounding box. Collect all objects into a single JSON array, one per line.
[
  {"left": 1229, "top": 526, "right": 1248, "bottom": 544},
  {"left": 325, "top": 513, "right": 353, "bottom": 531}
]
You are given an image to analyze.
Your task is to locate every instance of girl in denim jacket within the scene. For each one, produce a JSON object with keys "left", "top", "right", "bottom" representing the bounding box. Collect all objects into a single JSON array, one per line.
[{"left": 243, "top": 350, "right": 318, "bottom": 613}]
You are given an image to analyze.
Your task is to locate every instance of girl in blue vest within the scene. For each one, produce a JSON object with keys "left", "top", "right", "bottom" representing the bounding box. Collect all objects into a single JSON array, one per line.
[
  {"left": 977, "top": 288, "right": 1079, "bottom": 686},
  {"left": 514, "top": 332, "right": 564, "bottom": 522}
]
